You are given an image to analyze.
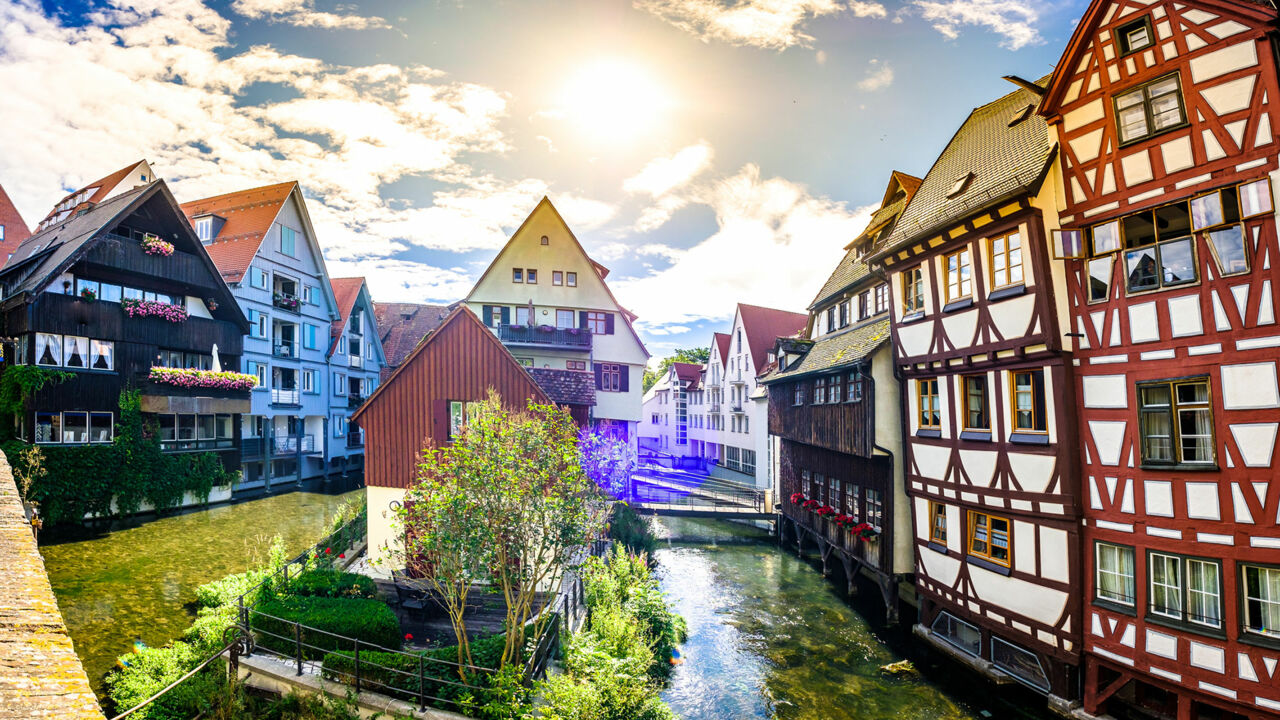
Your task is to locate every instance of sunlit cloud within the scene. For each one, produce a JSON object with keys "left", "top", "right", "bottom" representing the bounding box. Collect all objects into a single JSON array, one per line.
[
  {"left": 635, "top": 0, "right": 886, "bottom": 50},
  {"left": 857, "top": 58, "right": 894, "bottom": 91},
  {"left": 913, "top": 0, "right": 1041, "bottom": 50},
  {"left": 624, "top": 141, "right": 714, "bottom": 197},
  {"left": 230, "top": 0, "right": 390, "bottom": 29}
]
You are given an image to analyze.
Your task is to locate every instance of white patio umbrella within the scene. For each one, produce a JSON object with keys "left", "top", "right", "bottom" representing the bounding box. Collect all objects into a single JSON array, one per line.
[{"left": 211, "top": 343, "right": 222, "bottom": 372}]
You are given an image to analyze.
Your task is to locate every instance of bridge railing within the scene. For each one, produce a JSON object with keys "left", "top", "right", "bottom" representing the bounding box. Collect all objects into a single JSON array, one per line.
[{"left": 629, "top": 470, "right": 769, "bottom": 514}]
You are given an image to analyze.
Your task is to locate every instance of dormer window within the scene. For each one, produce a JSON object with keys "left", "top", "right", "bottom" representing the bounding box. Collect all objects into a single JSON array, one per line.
[
  {"left": 948, "top": 172, "right": 974, "bottom": 198},
  {"left": 1117, "top": 17, "right": 1153, "bottom": 56},
  {"left": 1008, "top": 104, "right": 1034, "bottom": 127},
  {"left": 195, "top": 217, "right": 213, "bottom": 242}
]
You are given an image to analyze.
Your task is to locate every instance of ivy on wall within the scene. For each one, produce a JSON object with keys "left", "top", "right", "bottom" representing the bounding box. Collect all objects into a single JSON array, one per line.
[{"left": 4, "top": 386, "right": 237, "bottom": 525}]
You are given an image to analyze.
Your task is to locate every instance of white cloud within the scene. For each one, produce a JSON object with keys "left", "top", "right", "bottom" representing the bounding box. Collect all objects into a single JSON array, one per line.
[
  {"left": 642, "top": 324, "right": 693, "bottom": 336},
  {"left": 325, "top": 257, "right": 474, "bottom": 304},
  {"left": 635, "top": 0, "right": 886, "bottom": 50},
  {"left": 614, "top": 164, "right": 877, "bottom": 325},
  {"left": 856, "top": 58, "right": 893, "bottom": 91},
  {"left": 623, "top": 142, "right": 714, "bottom": 197},
  {"left": 913, "top": 0, "right": 1041, "bottom": 50},
  {"left": 230, "top": 0, "right": 389, "bottom": 29}
]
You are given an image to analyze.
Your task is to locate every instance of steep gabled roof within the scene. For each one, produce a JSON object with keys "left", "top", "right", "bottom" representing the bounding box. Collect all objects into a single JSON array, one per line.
[
  {"left": 328, "top": 276, "right": 365, "bottom": 356},
  {"left": 760, "top": 318, "right": 890, "bottom": 384},
  {"left": 374, "top": 301, "right": 457, "bottom": 372},
  {"left": 712, "top": 332, "right": 731, "bottom": 366},
  {"left": 179, "top": 181, "right": 296, "bottom": 285},
  {"left": 672, "top": 361, "right": 702, "bottom": 389},
  {"left": 0, "top": 183, "right": 31, "bottom": 264},
  {"left": 738, "top": 303, "right": 808, "bottom": 375},
  {"left": 35, "top": 160, "right": 152, "bottom": 231},
  {"left": 874, "top": 78, "right": 1055, "bottom": 260}
]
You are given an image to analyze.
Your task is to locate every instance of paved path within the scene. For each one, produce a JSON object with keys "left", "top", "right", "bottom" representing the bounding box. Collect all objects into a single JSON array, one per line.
[{"left": 0, "top": 452, "right": 104, "bottom": 719}]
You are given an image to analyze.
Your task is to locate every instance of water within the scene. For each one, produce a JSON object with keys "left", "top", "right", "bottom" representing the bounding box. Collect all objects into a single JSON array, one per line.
[
  {"left": 654, "top": 517, "right": 977, "bottom": 720},
  {"left": 40, "top": 487, "right": 364, "bottom": 693}
]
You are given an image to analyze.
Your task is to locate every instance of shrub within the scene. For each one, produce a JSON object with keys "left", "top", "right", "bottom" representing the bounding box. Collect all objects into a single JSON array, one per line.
[
  {"left": 289, "top": 570, "right": 378, "bottom": 600},
  {"left": 322, "top": 631, "right": 506, "bottom": 706},
  {"left": 607, "top": 503, "right": 657, "bottom": 556},
  {"left": 105, "top": 640, "right": 225, "bottom": 720},
  {"left": 252, "top": 596, "right": 401, "bottom": 658}
]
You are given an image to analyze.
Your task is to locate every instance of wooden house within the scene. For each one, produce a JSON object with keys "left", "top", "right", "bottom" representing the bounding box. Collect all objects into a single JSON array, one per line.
[
  {"left": 0, "top": 179, "right": 250, "bottom": 473},
  {"left": 761, "top": 171, "right": 917, "bottom": 621},
  {"left": 1038, "top": 1, "right": 1280, "bottom": 717},
  {"left": 868, "top": 79, "right": 1084, "bottom": 707}
]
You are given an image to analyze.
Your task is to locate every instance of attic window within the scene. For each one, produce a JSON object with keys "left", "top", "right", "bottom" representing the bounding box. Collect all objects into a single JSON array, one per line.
[
  {"left": 1008, "top": 104, "right": 1034, "bottom": 127},
  {"left": 948, "top": 172, "right": 975, "bottom": 199},
  {"left": 540, "top": 235, "right": 549, "bottom": 245},
  {"left": 1117, "top": 17, "right": 1153, "bottom": 56}
]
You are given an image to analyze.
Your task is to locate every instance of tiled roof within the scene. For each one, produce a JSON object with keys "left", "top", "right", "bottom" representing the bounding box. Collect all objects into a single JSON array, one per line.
[
  {"left": 0, "top": 183, "right": 31, "bottom": 265},
  {"left": 712, "top": 332, "right": 730, "bottom": 366},
  {"left": 527, "top": 368, "right": 596, "bottom": 406},
  {"left": 761, "top": 318, "right": 891, "bottom": 383},
  {"left": 374, "top": 301, "right": 456, "bottom": 377},
  {"left": 179, "top": 181, "right": 296, "bottom": 284},
  {"left": 328, "top": 277, "right": 364, "bottom": 356},
  {"left": 738, "top": 303, "right": 808, "bottom": 375},
  {"left": 36, "top": 160, "right": 147, "bottom": 229},
  {"left": 877, "top": 78, "right": 1054, "bottom": 258}
]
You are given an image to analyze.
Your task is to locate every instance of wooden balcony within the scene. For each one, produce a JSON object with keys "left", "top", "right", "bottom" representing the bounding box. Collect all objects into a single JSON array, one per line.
[
  {"left": 497, "top": 324, "right": 592, "bottom": 350},
  {"left": 769, "top": 382, "right": 876, "bottom": 459},
  {"left": 25, "top": 291, "right": 243, "bottom": 354},
  {"left": 81, "top": 234, "right": 222, "bottom": 294}
]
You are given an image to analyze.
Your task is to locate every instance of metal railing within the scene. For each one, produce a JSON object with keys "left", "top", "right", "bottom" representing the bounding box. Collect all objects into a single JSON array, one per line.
[
  {"left": 347, "top": 394, "right": 364, "bottom": 409},
  {"left": 242, "top": 436, "right": 264, "bottom": 458},
  {"left": 348, "top": 354, "right": 362, "bottom": 368},
  {"left": 272, "top": 292, "right": 302, "bottom": 313},
  {"left": 346, "top": 429, "right": 364, "bottom": 448},
  {"left": 272, "top": 434, "right": 314, "bottom": 454},
  {"left": 271, "top": 387, "right": 300, "bottom": 405},
  {"left": 497, "top": 323, "right": 592, "bottom": 348},
  {"left": 273, "top": 341, "right": 296, "bottom": 358},
  {"left": 629, "top": 469, "right": 769, "bottom": 514}
]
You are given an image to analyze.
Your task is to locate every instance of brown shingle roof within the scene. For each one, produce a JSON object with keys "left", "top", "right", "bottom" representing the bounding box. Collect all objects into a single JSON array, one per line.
[
  {"left": 761, "top": 317, "right": 891, "bottom": 383},
  {"left": 527, "top": 368, "right": 596, "bottom": 406},
  {"left": 180, "top": 181, "right": 296, "bottom": 284},
  {"left": 374, "top": 301, "right": 457, "bottom": 381},
  {"left": 738, "top": 303, "right": 808, "bottom": 375},
  {"left": 36, "top": 160, "right": 149, "bottom": 230},
  {"left": 0, "top": 183, "right": 31, "bottom": 264},
  {"left": 876, "top": 78, "right": 1054, "bottom": 259}
]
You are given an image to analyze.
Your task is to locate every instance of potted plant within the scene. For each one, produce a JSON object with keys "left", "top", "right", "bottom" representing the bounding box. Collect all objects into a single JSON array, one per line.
[
  {"left": 79, "top": 287, "right": 96, "bottom": 301},
  {"left": 140, "top": 233, "right": 175, "bottom": 257}
]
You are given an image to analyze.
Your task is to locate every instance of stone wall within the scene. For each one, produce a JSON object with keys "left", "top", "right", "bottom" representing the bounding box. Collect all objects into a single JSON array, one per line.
[{"left": 0, "top": 451, "right": 104, "bottom": 719}]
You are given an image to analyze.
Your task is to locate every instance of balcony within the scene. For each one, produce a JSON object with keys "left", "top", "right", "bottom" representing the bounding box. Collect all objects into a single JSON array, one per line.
[
  {"left": 161, "top": 438, "right": 234, "bottom": 453},
  {"left": 270, "top": 387, "right": 300, "bottom": 406},
  {"left": 273, "top": 340, "right": 296, "bottom": 358},
  {"left": 346, "top": 429, "right": 364, "bottom": 448},
  {"left": 242, "top": 436, "right": 265, "bottom": 459},
  {"left": 83, "top": 234, "right": 222, "bottom": 294},
  {"left": 347, "top": 394, "right": 365, "bottom": 410},
  {"left": 272, "top": 434, "right": 315, "bottom": 455},
  {"left": 730, "top": 403, "right": 744, "bottom": 413},
  {"left": 348, "top": 354, "right": 362, "bottom": 369},
  {"left": 272, "top": 292, "right": 302, "bottom": 314},
  {"left": 497, "top": 324, "right": 591, "bottom": 350}
]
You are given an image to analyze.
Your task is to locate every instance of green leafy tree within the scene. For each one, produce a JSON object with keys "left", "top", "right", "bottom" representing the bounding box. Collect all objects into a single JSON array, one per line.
[{"left": 642, "top": 347, "right": 709, "bottom": 393}]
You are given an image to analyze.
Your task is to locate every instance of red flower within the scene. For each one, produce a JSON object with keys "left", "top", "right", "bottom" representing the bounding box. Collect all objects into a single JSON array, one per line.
[
  {"left": 338, "top": 553, "right": 345, "bottom": 559},
  {"left": 325, "top": 548, "right": 332, "bottom": 554},
  {"left": 404, "top": 633, "right": 413, "bottom": 641}
]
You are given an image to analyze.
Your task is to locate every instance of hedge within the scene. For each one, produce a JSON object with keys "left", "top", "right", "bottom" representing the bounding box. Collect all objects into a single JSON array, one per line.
[
  {"left": 251, "top": 596, "right": 401, "bottom": 659},
  {"left": 289, "top": 570, "right": 379, "bottom": 600},
  {"left": 321, "top": 632, "right": 507, "bottom": 706}
]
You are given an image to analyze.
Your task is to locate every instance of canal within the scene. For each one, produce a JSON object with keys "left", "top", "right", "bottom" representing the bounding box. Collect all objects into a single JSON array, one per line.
[{"left": 40, "top": 486, "right": 363, "bottom": 694}]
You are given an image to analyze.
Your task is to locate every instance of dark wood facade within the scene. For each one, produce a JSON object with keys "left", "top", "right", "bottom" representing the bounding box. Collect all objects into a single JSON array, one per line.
[
  {"left": 1041, "top": 2, "right": 1280, "bottom": 717},
  {"left": 351, "top": 306, "right": 553, "bottom": 490},
  {"left": 0, "top": 181, "right": 250, "bottom": 472}
]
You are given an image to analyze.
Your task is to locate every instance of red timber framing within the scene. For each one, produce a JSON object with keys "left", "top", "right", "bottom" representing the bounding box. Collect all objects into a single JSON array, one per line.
[
  {"left": 1040, "top": 2, "right": 1280, "bottom": 718},
  {"left": 871, "top": 77, "right": 1084, "bottom": 706}
]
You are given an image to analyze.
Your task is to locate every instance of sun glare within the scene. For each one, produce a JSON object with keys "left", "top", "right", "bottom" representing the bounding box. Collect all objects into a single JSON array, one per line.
[{"left": 556, "top": 58, "right": 673, "bottom": 144}]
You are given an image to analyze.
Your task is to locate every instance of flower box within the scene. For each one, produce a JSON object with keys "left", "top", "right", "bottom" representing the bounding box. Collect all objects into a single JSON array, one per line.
[
  {"left": 149, "top": 367, "right": 256, "bottom": 392},
  {"left": 122, "top": 298, "right": 189, "bottom": 323},
  {"left": 789, "top": 492, "right": 806, "bottom": 505},
  {"left": 141, "top": 233, "right": 175, "bottom": 257}
]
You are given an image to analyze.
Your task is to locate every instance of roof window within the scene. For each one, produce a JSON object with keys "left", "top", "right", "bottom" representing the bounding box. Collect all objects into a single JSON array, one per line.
[
  {"left": 947, "top": 172, "right": 975, "bottom": 199},
  {"left": 1008, "top": 104, "right": 1034, "bottom": 127}
]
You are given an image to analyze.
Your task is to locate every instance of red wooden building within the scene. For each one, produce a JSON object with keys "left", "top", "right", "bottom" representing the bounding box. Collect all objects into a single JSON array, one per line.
[
  {"left": 1039, "top": 1, "right": 1280, "bottom": 717},
  {"left": 351, "top": 305, "right": 592, "bottom": 564}
]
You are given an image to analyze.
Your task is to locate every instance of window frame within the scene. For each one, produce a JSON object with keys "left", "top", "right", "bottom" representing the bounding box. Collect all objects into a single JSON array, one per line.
[
  {"left": 526, "top": 269, "right": 537, "bottom": 284},
  {"left": 512, "top": 268, "right": 523, "bottom": 283},
  {"left": 552, "top": 270, "right": 564, "bottom": 286},
  {"left": 929, "top": 502, "right": 947, "bottom": 545},
  {"left": 1241, "top": 562, "right": 1280, "bottom": 643},
  {"left": 988, "top": 231, "right": 1024, "bottom": 290},
  {"left": 962, "top": 374, "right": 990, "bottom": 431},
  {"left": 1146, "top": 550, "right": 1223, "bottom": 632},
  {"left": 1116, "top": 16, "right": 1155, "bottom": 56},
  {"left": 966, "top": 510, "right": 1011, "bottom": 568},
  {"left": 1009, "top": 369, "right": 1047, "bottom": 434},
  {"left": 1095, "top": 541, "right": 1136, "bottom": 608},
  {"left": 918, "top": 378, "right": 940, "bottom": 430},
  {"left": 567, "top": 271, "right": 577, "bottom": 287},
  {"left": 943, "top": 247, "right": 973, "bottom": 303},
  {"left": 902, "top": 266, "right": 924, "bottom": 315},
  {"left": 1137, "top": 376, "right": 1215, "bottom": 468},
  {"left": 1113, "top": 72, "right": 1189, "bottom": 147}
]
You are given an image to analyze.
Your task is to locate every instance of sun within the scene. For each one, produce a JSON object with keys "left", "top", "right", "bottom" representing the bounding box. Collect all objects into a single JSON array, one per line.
[{"left": 556, "top": 58, "right": 673, "bottom": 144}]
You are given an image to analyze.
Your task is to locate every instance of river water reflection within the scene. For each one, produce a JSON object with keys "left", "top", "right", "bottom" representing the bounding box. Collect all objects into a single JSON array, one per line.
[
  {"left": 654, "top": 517, "right": 978, "bottom": 720},
  {"left": 40, "top": 487, "right": 364, "bottom": 693}
]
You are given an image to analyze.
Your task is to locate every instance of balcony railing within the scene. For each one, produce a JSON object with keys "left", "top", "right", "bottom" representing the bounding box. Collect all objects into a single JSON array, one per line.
[
  {"left": 272, "top": 434, "right": 315, "bottom": 455},
  {"left": 242, "top": 436, "right": 265, "bottom": 458},
  {"left": 347, "top": 395, "right": 364, "bottom": 410},
  {"left": 273, "top": 341, "right": 296, "bottom": 358},
  {"left": 730, "top": 403, "right": 744, "bottom": 413},
  {"left": 270, "top": 388, "right": 300, "bottom": 406},
  {"left": 160, "top": 438, "right": 234, "bottom": 453},
  {"left": 272, "top": 292, "right": 302, "bottom": 313},
  {"left": 346, "top": 429, "right": 364, "bottom": 448},
  {"left": 348, "top": 354, "right": 362, "bottom": 368},
  {"left": 497, "top": 324, "right": 592, "bottom": 349}
]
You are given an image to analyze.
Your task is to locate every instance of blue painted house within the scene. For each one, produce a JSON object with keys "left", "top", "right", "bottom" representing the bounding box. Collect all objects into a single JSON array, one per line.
[{"left": 326, "top": 277, "right": 385, "bottom": 475}]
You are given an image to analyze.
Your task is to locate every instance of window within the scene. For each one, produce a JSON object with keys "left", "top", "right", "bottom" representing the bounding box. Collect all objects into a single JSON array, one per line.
[
  {"left": 1010, "top": 370, "right": 1046, "bottom": 433},
  {"left": 279, "top": 226, "right": 296, "bottom": 257},
  {"left": 1138, "top": 378, "right": 1213, "bottom": 465},
  {"left": 586, "top": 311, "right": 610, "bottom": 334},
  {"left": 1119, "top": 201, "right": 1196, "bottom": 293},
  {"left": 846, "top": 484, "right": 860, "bottom": 521},
  {"left": 567, "top": 272, "right": 577, "bottom": 287},
  {"left": 1096, "top": 542, "right": 1136, "bottom": 606},
  {"left": 814, "top": 377, "right": 827, "bottom": 404},
  {"left": 516, "top": 357, "right": 533, "bottom": 367},
  {"left": 556, "top": 309, "right": 575, "bottom": 328},
  {"left": 873, "top": 283, "right": 888, "bottom": 314},
  {"left": 566, "top": 360, "right": 586, "bottom": 371},
  {"left": 598, "top": 363, "right": 622, "bottom": 392},
  {"left": 35, "top": 412, "right": 61, "bottom": 443},
  {"left": 1240, "top": 178, "right": 1273, "bottom": 219},
  {"left": 1053, "top": 229, "right": 1087, "bottom": 259},
  {"left": 302, "top": 369, "right": 316, "bottom": 394},
  {"left": 62, "top": 336, "right": 89, "bottom": 368},
  {"left": 36, "top": 333, "right": 61, "bottom": 366},
  {"left": 793, "top": 383, "right": 804, "bottom": 406},
  {"left": 527, "top": 269, "right": 537, "bottom": 284},
  {"left": 1148, "top": 552, "right": 1222, "bottom": 629},
  {"left": 247, "top": 361, "right": 267, "bottom": 388},
  {"left": 866, "top": 489, "right": 883, "bottom": 531},
  {"left": 963, "top": 375, "right": 989, "bottom": 430},
  {"left": 929, "top": 502, "right": 947, "bottom": 544},
  {"left": 918, "top": 378, "right": 940, "bottom": 429},
  {"left": 991, "top": 638, "right": 1051, "bottom": 693},
  {"left": 513, "top": 268, "right": 523, "bottom": 283},
  {"left": 825, "top": 306, "right": 836, "bottom": 333},
  {"left": 333, "top": 372, "right": 346, "bottom": 396},
  {"left": 63, "top": 412, "right": 89, "bottom": 444},
  {"left": 903, "top": 267, "right": 924, "bottom": 314},
  {"left": 846, "top": 372, "right": 862, "bottom": 403},
  {"left": 1087, "top": 257, "right": 1113, "bottom": 303},
  {"left": 251, "top": 267, "right": 268, "bottom": 289},
  {"left": 742, "top": 449, "right": 756, "bottom": 475},
  {"left": 967, "top": 511, "right": 1010, "bottom": 566},
  {"left": 944, "top": 248, "right": 972, "bottom": 302},
  {"left": 829, "top": 374, "right": 842, "bottom": 403},
  {"left": 1117, "top": 17, "right": 1154, "bottom": 55},
  {"left": 256, "top": 311, "right": 269, "bottom": 339},
  {"left": 1243, "top": 565, "right": 1280, "bottom": 640},
  {"left": 90, "top": 340, "right": 113, "bottom": 370},
  {"left": 932, "top": 612, "right": 981, "bottom": 657},
  {"left": 948, "top": 172, "right": 974, "bottom": 198},
  {"left": 989, "top": 232, "right": 1023, "bottom": 289},
  {"left": 1206, "top": 225, "right": 1249, "bottom": 277},
  {"left": 304, "top": 285, "right": 319, "bottom": 305},
  {"left": 194, "top": 217, "right": 212, "bottom": 241},
  {"left": 1115, "top": 74, "right": 1186, "bottom": 144},
  {"left": 333, "top": 414, "right": 346, "bottom": 438},
  {"left": 90, "top": 412, "right": 113, "bottom": 443},
  {"left": 302, "top": 324, "right": 316, "bottom": 350},
  {"left": 540, "top": 235, "right": 549, "bottom": 246},
  {"left": 77, "top": 278, "right": 99, "bottom": 298},
  {"left": 99, "top": 283, "right": 122, "bottom": 303},
  {"left": 553, "top": 271, "right": 563, "bottom": 286},
  {"left": 514, "top": 306, "right": 531, "bottom": 325}
]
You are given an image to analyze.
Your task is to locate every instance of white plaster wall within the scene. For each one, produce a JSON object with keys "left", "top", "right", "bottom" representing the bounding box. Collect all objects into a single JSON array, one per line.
[{"left": 366, "top": 485, "right": 406, "bottom": 567}]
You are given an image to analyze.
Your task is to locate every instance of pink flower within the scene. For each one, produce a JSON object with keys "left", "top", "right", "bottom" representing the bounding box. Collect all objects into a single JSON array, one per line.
[
  {"left": 122, "top": 298, "right": 189, "bottom": 323},
  {"left": 149, "top": 367, "right": 255, "bottom": 392},
  {"left": 141, "top": 234, "right": 175, "bottom": 257}
]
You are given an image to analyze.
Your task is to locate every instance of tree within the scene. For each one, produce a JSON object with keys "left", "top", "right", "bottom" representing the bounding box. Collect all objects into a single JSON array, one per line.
[
  {"left": 642, "top": 347, "right": 710, "bottom": 393},
  {"left": 393, "top": 392, "right": 608, "bottom": 671},
  {"left": 578, "top": 429, "right": 637, "bottom": 501}
]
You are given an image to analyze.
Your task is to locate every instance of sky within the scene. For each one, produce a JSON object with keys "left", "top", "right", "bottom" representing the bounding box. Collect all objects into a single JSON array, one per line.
[{"left": 0, "top": 0, "right": 1089, "bottom": 362}]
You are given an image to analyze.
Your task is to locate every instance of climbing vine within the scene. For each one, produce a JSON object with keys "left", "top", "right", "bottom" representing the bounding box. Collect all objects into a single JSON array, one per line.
[{"left": 0, "top": 365, "right": 73, "bottom": 417}]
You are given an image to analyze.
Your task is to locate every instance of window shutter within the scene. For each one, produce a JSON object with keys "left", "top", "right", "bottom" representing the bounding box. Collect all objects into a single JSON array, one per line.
[
  {"left": 594, "top": 364, "right": 603, "bottom": 390},
  {"left": 482, "top": 305, "right": 494, "bottom": 327},
  {"left": 579, "top": 311, "right": 588, "bottom": 330},
  {"left": 619, "top": 365, "right": 629, "bottom": 392},
  {"left": 500, "top": 307, "right": 510, "bottom": 325},
  {"left": 605, "top": 313, "right": 615, "bottom": 335}
]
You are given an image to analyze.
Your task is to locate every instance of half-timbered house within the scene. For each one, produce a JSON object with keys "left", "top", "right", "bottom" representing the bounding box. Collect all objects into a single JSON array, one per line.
[
  {"left": 761, "top": 171, "right": 916, "bottom": 620},
  {"left": 869, "top": 80, "right": 1084, "bottom": 707},
  {"left": 1039, "top": 2, "right": 1280, "bottom": 717}
]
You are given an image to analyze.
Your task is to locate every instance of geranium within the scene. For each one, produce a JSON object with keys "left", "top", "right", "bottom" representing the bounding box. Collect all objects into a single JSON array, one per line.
[
  {"left": 79, "top": 288, "right": 96, "bottom": 301},
  {"left": 801, "top": 499, "right": 821, "bottom": 510},
  {"left": 141, "top": 234, "right": 175, "bottom": 257},
  {"left": 789, "top": 492, "right": 806, "bottom": 505},
  {"left": 849, "top": 522, "right": 879, "bottom": 541},
  {"left": 273, "top": 292, "right": 300, "bottom": 311},
  {"left": 815, "top": 505, "right": 835, "bottom": 517},
  {"left": 404, "top": 633, "right": 413, "bottom": 641},
  {"left": 122, "top": 298, "right": 188, "bottom": 323},
  {"left": 149, "top": 367, "right": 256, "bottom": 392}
]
